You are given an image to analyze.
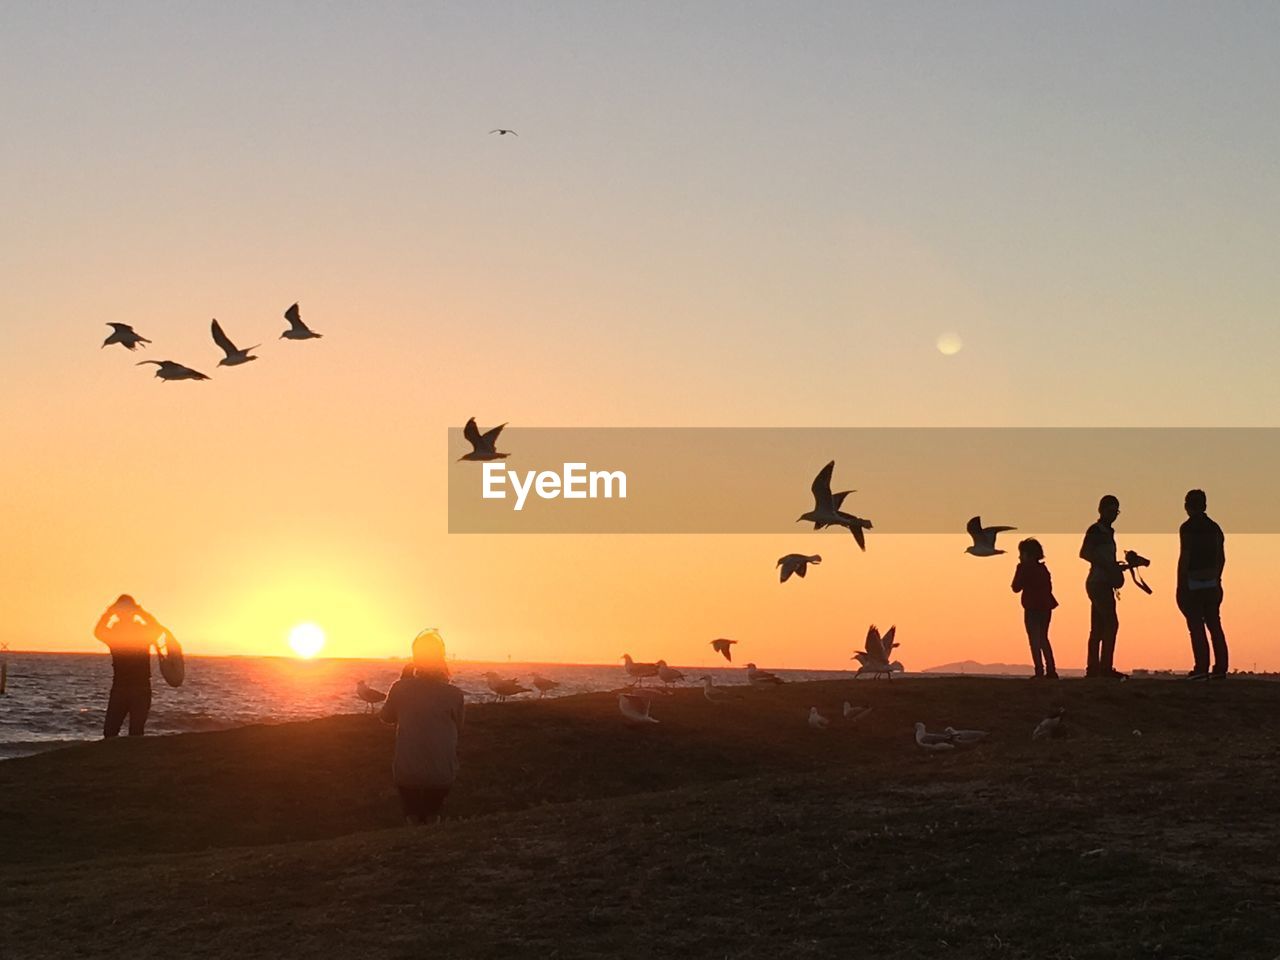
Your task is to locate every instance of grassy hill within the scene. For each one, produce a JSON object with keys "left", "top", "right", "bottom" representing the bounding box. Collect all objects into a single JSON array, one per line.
[{"left": 2, "top": 678, "right": 1279, "bottom": 959}]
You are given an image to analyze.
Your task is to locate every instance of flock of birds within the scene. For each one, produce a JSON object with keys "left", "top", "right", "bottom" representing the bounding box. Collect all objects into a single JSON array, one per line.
[{"left": 101, "top": 303, "right": 322, "bottom": 381}]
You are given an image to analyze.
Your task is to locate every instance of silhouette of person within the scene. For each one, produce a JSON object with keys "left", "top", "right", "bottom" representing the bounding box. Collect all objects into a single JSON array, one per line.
[
  {"left": 1177, "top": 489, "right": 1228, "bottom": 679},
  {"left": 380, "top": 629, "right": 466, "bottom": 824},
  {"left": 93, "top": 594, "right": 165, "bottom": 737},
  {"left": 1080, "top": 495, "right": 1127, "bottom": 679},
  {"left": 1012, "top": 538, "right": 1058, "bottom": 679}
]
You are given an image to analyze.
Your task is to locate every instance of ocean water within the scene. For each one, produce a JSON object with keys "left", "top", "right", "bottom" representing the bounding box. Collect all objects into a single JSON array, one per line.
[{"left": 0, "top": 653, "right": 854, "bottom": 759}]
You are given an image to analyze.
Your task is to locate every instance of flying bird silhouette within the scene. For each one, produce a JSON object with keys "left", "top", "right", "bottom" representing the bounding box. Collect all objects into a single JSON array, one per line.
[
  {"left": 777, "top": 553, "right": 821, "bottom": 583},
  {"left": 458, "top": 418, "right": 510, "bottom": 462},
  {"left": 103, "top": 323, "right": 151, "bottom": 351},
  {"left": 852, "top": 624, "right": 904, "bottom": 680},
  {"left": 965, "top": 516, "right": 1016, "bottom": 557},
  {"left": 280, "top": 303, "right": 322, "bottom": 340},
  {"left": 710, "top": 638, "right": 737, "bottom": 662},
  {"left": 136, "top": 360, "right": 210, "bottom": 382},
  {"left": 211, "top": 319, "right": 259, "bottom": 366},
  {"left": 797, "top": 461, "right": 873, "bottom": 550},
  {"left": 489, "top": 128, "right": 518, "bottom": 136}
]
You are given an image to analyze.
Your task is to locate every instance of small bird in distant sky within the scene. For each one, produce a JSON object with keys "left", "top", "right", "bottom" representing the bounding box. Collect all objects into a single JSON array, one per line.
[
  {"left": 280, "top": 303, "right": 322, "bottom": 340},
  {"left": 489, "top": 128, "right": 518, "bottom": 136},
  {"left": 777, "top": 554, "right": 821, "bottom": 583},
  {"left": 710, "top": 638, "right": 737, "bottom": 662},
  {"left": 103, "top": 323, "right": 151, "bottom": 351},
  {"left": 211, "top": 319, "right": 259, "bottom": 367},
  {"left": 808, "top": 707, "right": 830, "bottom": 730},
  {"left": 459, "top": 418, "right": 510, "bottom": 462},
  {"left": 136, "top": 360, "right": 210, "bottom": 382},
  {"left": 965, "top": 516, "right": 1016, "bottom": 557}
]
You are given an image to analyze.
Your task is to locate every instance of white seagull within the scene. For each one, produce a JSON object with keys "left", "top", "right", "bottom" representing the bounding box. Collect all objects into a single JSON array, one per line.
[
  {"left": 1032, "top": 707, "right": 1067, "bottom": 741},
  {"left": 489, "top": 128, "right": 518, "bottom": 136},
  {"left": 458, "top": 418, "right": 510, "bottom": 462},
  {"left": 211, "top": 319, "right": 259, "bottom": 366},
  {"left": 914, "top": 722, "right": 956, "bottom": 751},
  {"left": 843, "top": 702, "right": 873, "bottom": 722},
  {"left": 355, "top": 680, "right": 386, "bottom": 713},
  {"left": 944, "top": 726, "right": 990, "bottom": 744},
  {"left": 710, "top": 638, "right": 737, "bottom": 662},
  {"left": 852, "top": 625, "right": 904, "bottom": 680},
  {"left": 480, "top": 671, "right": 531, "bottom": 701},
  {"left": 655, "top": 660, "right": 687, "bottom": 686},
  {"left": 531, "top": 674, "right": 560, "bottom": 698},
  {"left": 698, "top": 675, "right": 742, "bottom": 702},
  {"left": 137, "top": 360, "right": 211, "bottom": 381},
  {"left": 777, "top": 554, "right": 821, "bottom": 583},
  {"left": 103, "top": 323, "right": 151, "bottom": 351},
  {"left": 618, "top": 691, "right": 658, "bottom": 724},
  {"left": 965, "top": 516, "right": 1016, "bottom": 557},
  {"left": 746, "top": 663, "right": 785, "bottom": 687},
  {"left": 797, "top": 461, "right": 873, "bottom": 550},
  {"left": 621, "top": 654, "right": 660, "bottom": 686},
  {"left": 280, "top": 302, "right": 322, "bottom": 340},
  {"left": 808, "top": 707, "right": 830, "bottom": 730}
]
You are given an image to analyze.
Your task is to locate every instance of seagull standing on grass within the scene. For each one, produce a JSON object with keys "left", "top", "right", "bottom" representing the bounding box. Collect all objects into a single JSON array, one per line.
[
  {"left": 852, "top": 625, "right": 904, "bottom": 680},
  {"left": 777, "top": 554, "right": 821, "bottom": 582},
  {"left": 656, "top": 660, "right": 687, "bottom": 686},
  {"left": 944, "top": 726, "right": 990, "bottom": 744},
  {"left": 699, "top": 675, "right": 742, "bottom": 702},
  {"left": 797, "top": 461, "right": 873, "bottom": 550},
  {"left": 621, "top": 654, "right": 660, "bottom": 686},
  {"left": 914, "top": 722, "right": 956, "bottom": 751},
  {"left": 280, "top": 303, "right": 322, "bottom": 340},
  {"left": 965, "top": 516, "right": 1016, "bottom": 557},
  {"left": 211, "top": 319, "right": 259, "bottom": 366},
  {"left": 710, "top": 638, "right": 737, "bottom": 662},
  {"left": 531, "top": 674, "right": 560, "bottom": 697},
  {"left": 808, "top": 707, "right": 830, "bottom": 729},
  {"left": 356, "top": 680, "right": 386, "bottom": 713},
  {"left": 480, "top": 671, "right": 531, "bottom": 701},
  {"left": 102, "top": 323, "right": 151, "bottom": 350},
  {"left": 619, "top": 691, "right": 658, "bottom": 724},
  {"left": 136, "top": 360, "right": 210, "bottom": 381},
  {"left": 843, "top": 702, "right": 873, "bottom": 722},
  {"left": 1033, "top": 707, "right": 1067, "bottom": 741},
  {"left": 746, "top": 663, "right": 784, "bottom": 687},
  {"left": 458, "top": 418, "right": 510, "bottom": 462}
]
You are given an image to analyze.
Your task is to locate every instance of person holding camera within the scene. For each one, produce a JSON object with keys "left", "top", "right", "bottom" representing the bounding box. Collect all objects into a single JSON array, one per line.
[
  {"left": 93, "top": 594, "right": 168, "bottom": 737},
  {"left": 1080, "top": 495, "right": 1127, "bottom": 679},
  {"left": 1177, "top": 489, "right": 1227, "bottom": 680}
]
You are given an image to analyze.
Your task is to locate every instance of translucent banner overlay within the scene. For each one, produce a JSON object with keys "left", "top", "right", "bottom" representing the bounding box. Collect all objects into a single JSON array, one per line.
[{"left": 447, "top": 428, "right": 1280, "bottom": 534}]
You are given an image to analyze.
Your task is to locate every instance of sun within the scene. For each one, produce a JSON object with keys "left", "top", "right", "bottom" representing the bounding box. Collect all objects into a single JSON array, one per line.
[{"left": 288, "top": 622, "right": 326, "bottom": 659}]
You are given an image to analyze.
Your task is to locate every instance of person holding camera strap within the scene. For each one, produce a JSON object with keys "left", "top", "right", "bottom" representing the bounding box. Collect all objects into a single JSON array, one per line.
[{"left": 1080, "top": 494, "right": 1128, "bottom": 679}]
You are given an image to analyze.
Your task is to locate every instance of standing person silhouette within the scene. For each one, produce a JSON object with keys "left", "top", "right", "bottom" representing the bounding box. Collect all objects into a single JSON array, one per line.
[
  {"left": 1080, "top": 495, "right": 1127, "bottom": 679},
  {"left": 1177, "top": 489, "right": 1228, "bottom": 680},
  {"left": 93, "top": 594, "right": 166, "bottom": 737},
  {"left": 380, "top": 629, "right": 466, "bottom": 824},
  {"left": 1012, "top": 538, "right": 1059, "bottom": 679}
]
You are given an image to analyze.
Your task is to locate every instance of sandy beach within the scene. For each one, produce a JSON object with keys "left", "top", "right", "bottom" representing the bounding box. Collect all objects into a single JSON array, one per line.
[{"left": 3, "top": 678, "right": 1278, "bottom": 959}]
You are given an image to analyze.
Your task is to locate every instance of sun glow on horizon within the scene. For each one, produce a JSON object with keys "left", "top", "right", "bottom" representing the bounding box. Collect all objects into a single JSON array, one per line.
[{"left": 288, "top": 623, "right": 326, "bottom": 659}]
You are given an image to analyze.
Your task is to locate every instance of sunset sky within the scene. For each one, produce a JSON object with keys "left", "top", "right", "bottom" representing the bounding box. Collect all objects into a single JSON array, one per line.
[{"left": 3, "top": 3, "right": 1279, "bottom": 671}]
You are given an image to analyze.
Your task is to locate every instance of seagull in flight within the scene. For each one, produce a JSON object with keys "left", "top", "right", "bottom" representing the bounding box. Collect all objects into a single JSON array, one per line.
[
  {"left": 808, "top": 707, "right": 830, "bottom": 730},
  {"left": 852, "top": 624, "right": 904, "bottom": 680},
  {"left": 280, "top": 303, "right": 322, "bottom": 340},
  {"left": 355, "top": 680, "right": 386, "bottom": 713},
  {"left": 746, "top": 663, "right": 784, "bottom": 687},
  {"left": 618, "top": 691, "right": 658, "bottom": 724},
  {"left": 710, "top": 638, "right": 737, "bottom": 662},
  {"left": 211, "top": 319, "right": 259, "bottom": 366},
  {"left": 914, "top": 722, "right": 956, "bottom": 752},
  {"left": 797, "top": 461, "right": 873, "bottom": 550},
  {"left": 965, "top": 516, "right": 1016, "bottom": 557},
  {"left": 621, "top": 654, "right": 660, "bottom": 686},
  {"left": 458, "top": 418, "right": 510, "bottom": 462},
  {"left": 136, "top": 360, "right": 210, "bottom": 382},
  {"left": 489, "top": 128, "right": 518, "bottom": 136},
  {"left": 103, "top": 323, "right": 151, "bottom": 351},
  {"left": 777, "top": 554, "right": 821, "bottom": 583}
]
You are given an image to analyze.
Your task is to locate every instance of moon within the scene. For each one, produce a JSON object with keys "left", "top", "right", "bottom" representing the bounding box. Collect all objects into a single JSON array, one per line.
[
  {"left": 936, "top": 332, "right": 963, "bottom": 356},
  {"left": 288, "top": 622, "right": 326, "bottom": 659}
]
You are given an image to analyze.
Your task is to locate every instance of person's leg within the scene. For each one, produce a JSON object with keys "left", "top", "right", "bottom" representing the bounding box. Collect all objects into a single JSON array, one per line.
[
  {"left": 1041, "top": 610, "right": 1057, "bottom": 677},
  {"left": 1183, "top": 591, "right": 1210, "bottom": 675},
  {"left": 417, "top": 787, "right": 450, "bottom": 822},
  {"left": 1204, "top": 586, "right": 1227, "bottom": 675},
  {"left": 1024, "top": 610, "right": 1044, "bottom": 677},
  {"left": 1086, "top": 583, "right": 1106, "bottom": 675},
  {"left": 127, "top": 686, "right": 152, "bottom": 736},
  {"left": 1096, "top": 588, "right": 1118, "bottom": 673},
  {"left": 398, "top": 786, "right": 424, "bottom": 824},
  {"left": 104, "top": 684, "right": 128, "bottom": 738}
]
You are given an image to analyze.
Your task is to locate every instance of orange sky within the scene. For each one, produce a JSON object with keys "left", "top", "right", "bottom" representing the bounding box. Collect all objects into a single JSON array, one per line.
[{"left": 3, "top": 4, "right": 1279, "bottom": 671}]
